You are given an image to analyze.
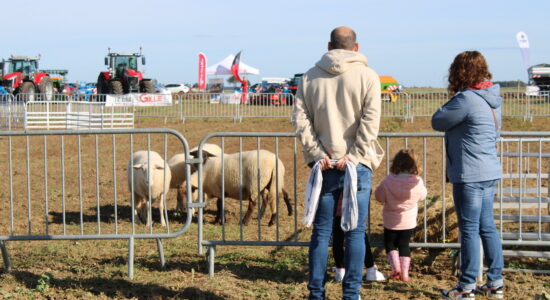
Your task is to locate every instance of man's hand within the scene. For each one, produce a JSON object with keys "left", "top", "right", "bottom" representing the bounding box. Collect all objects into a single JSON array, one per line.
[
  {"left": 334, "top": 156, "right": 349, "bottom": 171},
  {"left": 319, "top": 156, "right": 333, "bottom": 171}
]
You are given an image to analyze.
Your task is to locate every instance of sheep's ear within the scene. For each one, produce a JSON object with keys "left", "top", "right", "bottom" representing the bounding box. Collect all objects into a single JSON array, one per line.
[
  {"left": 133, "top": 164, "right": 143, "bottom": 169},
  {"left": 154, "top": 164, "right": 164, "bottom": 170}
]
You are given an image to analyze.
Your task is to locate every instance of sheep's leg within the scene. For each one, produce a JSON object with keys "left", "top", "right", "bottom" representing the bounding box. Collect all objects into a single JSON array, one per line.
[
  {"left": 134, "top": 194, "right": 146, "bottom": 224},
  {"left": 215, "top": 198, "right": 223, "bottom": 224},
  {"left": 283, "top": 188, "right": 293, "bottom": 216},
  {"left": 159, "top": 194, "right": 166, "bottom": 227},
  {"left": 142, "top": 198, "right": 152, "bottom": 227},
  {"left": 176, "top": 186, "right": 184, "bottom": 214},
  {"left": 243, "top": 197, "right": 256, "bottom": 226},
  {"left": 259, "top": 190, "right": 270, "bottom": 220},
  {"left": 266, "top": 190, "right": 278, "bottom": 227}
]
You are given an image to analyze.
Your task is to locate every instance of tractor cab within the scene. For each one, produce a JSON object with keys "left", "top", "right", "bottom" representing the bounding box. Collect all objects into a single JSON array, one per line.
[
  {"left": 0, "top": 55, "right": 53, "bottom": 100},
  {"left": 8, "top": 57, "right": 39, "bottom": 75},
  {"left": 97, "top": 48, "right": 154, "bottom": 94},
  {"left": 107, "top": 53, "right": 142, "bottom": 78}
]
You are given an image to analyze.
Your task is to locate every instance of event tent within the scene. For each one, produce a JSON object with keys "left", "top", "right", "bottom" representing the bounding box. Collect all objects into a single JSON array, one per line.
[{"left": 206, "top": 54, "right": 260, "bottom": 76}]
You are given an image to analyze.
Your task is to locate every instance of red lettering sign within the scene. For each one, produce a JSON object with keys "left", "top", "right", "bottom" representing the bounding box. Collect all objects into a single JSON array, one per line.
[{"left": 139, "top": 93, "right": 163, "bottom": 103}]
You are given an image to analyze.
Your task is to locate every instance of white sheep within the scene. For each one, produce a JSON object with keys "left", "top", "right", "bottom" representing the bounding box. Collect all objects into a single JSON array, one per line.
[
  {"left": 186, "top": 149, "right": 293, "bottom": 226},
  {"left": 168, "top": 143, "right": 223, "bottom": 215},
  {"left": 127, "top": 150, "right": 171, "bottom": 227}
]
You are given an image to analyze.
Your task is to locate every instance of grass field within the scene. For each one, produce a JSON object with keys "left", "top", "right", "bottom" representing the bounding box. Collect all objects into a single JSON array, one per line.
[{"left": 0, "top": 116, "right": 549, "bottom": 299}]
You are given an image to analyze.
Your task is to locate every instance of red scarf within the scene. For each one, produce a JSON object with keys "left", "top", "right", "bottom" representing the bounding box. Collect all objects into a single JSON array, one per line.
[{"left": 468, "top": 81, "right": 493, "bottom": 90}]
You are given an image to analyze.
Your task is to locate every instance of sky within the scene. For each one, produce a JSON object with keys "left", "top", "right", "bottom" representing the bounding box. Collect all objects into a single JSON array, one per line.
[{"left": 2, "top": 0, "right": 549, "bottom": 87}]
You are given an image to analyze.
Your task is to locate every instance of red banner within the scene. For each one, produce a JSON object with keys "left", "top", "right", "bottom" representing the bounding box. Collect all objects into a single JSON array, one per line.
[
  {"left": 198, "top": 52, "right": 207, "bottom": 90},
  {"left": 231, "top": 51, "right": 243, "bottom": 83}
]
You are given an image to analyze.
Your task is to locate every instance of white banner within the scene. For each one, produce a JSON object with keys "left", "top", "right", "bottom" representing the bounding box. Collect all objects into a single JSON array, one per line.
[
  {"left": 105, "top": 93, "right": 172, "bottom": 107},
  {"left": 516, "top": 31, "right": 531, "bottom": 70}
]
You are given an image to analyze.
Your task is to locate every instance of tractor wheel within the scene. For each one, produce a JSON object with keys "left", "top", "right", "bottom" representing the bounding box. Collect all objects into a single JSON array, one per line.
[
  {"left": 97, "top": 73, "right": 109, "bottom": 94},
  {"left": 109, "top": 80, "right": 123, "bottom": 95},
  {"left": 39, "top": 76, "right": 54, "bottom": 101},
  {"left": 19, "top": 81, "right": 36, "bottom": 102},
  {"left": 141, "top": 80, "right": 155, "bottom": 93}
]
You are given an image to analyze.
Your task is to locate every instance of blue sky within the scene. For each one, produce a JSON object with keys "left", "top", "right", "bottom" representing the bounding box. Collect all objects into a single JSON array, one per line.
[{"left": 3, "top": 0, "right": 549, "bottom": 87}]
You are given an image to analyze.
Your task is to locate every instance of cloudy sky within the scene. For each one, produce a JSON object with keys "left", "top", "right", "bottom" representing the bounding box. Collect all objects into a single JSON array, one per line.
[{"left": 3, "top": 0, "right": 549, "bottom": 87}]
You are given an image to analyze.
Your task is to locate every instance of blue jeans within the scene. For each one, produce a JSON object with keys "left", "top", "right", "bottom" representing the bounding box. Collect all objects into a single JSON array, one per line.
[
  {"left": 308, "top": 164, "right": 371, "bottom": 300},
  {"left": 453, "top": 180, "right": 504, "bottom": 290}
]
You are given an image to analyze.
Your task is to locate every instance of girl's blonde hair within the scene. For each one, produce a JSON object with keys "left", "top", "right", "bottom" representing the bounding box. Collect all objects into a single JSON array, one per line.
[{"left": 390, "top": 149, "right": 421, "bottom": 175}]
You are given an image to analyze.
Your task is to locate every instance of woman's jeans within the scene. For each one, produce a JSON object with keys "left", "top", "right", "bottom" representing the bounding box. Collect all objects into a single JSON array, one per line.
[
  {"left": 453, "top": 180, "right": 504, "bottom": 290},
  {"left": 308, "top": 164, "right": 371, "bottom": 300}
]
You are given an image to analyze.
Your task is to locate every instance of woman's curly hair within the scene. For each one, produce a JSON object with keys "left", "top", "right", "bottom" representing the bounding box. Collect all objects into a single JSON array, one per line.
[
  {"left": 390, "top": 149, "right": 421, "bottom": 175},
  {"left": 448, "top": 51, "right": 492, "bottom": 94}
]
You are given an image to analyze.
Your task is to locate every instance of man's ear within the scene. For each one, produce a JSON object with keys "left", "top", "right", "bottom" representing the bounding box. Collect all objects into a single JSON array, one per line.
[
  {"left": 328, "top": 42, "right": 333, "bottom": 51},
  {"left": 354, "top": 43, "right": 359, "bottom": 52}
]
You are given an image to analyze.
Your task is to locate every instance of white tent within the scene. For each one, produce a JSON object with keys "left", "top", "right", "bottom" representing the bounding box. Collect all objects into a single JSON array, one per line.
[{"left": 206, "top": 54, "right": 260, "bottom": 76}]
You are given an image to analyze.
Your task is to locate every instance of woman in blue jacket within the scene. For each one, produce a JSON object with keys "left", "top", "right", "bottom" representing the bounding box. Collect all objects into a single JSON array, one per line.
[{"left": 432, "top": 51, "right": 504, "bottom": 300}]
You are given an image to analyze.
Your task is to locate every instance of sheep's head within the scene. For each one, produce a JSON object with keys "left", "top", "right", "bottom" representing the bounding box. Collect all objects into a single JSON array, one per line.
[
  {"left": 133, "top": 162, "right": 165, "bottom": 184},
  {"left": 180, "top": 172, "right": 200, "bottom": 203},
  {"left": 189, "top": 149, "right": 218, "bottom": 165}
]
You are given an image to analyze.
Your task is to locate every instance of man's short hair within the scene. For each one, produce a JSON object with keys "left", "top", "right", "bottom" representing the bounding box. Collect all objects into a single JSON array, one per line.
[{"left": 330, "top": 28, "right": 357, "bottom": 50}]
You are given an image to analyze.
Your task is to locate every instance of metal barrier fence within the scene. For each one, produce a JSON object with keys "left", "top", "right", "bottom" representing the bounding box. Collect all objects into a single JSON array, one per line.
[
  {"left": 0, "top": 128, "right": 195, "bottom": 279},
  {"left": 2, "top": 92, "right": 549, "bottom": 128},
  {"left": 195, "top": 131, "right": 550, "bottom": 277},
  {"left": 0, "top": 95, "right": 25, "bottom": 130},
  {"left": 179, "top": 93, "right": 295, "bottom": 121}
]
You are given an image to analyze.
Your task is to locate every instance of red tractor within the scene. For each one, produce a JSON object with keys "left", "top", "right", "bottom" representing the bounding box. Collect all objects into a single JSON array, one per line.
[
  {"left": 0, "top": 55, "right": 54, "bottom": 101},
  {"left": 96, "top": 48, "right": 155, "bottom": 95}
]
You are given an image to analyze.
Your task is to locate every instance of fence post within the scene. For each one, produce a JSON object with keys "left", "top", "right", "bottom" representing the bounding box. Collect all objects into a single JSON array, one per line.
[
  {"left": 0, "top": 241, "right": 11, "bottom": 273},
  {"left": 156, "top": 238, "right": 165, "bottom": 269},
  {"left": 208, "top": 245, "right": 216, "bottom": 278},
  {"left": 405, "top": 92, "right": 412, "bottom": 122},
  {"left": 179, "top": 94, "right": 184, "bottom": 122},
  {"left": 23, "top": 101, "right": 28, "bottom": 130},
  {"left": 128, "top": 237, "right": 135, "bottom": 279}
]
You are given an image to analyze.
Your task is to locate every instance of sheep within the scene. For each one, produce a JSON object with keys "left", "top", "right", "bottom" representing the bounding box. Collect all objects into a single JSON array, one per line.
[
  {"left": 127, "top": 150, "right": 171, "bottom": 227},
  {"left": 168, "top": 143, "right": 223, "bottom": 215},
  {"left": 185, "top": 149, "right": 293, "bottom": 226}
]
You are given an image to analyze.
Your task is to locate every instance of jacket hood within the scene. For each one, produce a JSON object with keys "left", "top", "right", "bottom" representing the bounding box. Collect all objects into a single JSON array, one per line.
[
  {"left": 315, "top": 49, "right": 368, "bottom": 75},
  {"left": 385, "top": 174, "right": 422, "bottom": 200},
  {"left": 470, "top": 84, "right": 502, "bottom": 109}
]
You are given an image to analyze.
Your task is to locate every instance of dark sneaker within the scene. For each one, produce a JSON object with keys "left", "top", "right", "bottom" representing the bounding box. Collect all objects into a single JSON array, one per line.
[
  {"left": 441, "top": 285, "right": 475, "bottom": 300},
  {"left": 476, "top": 284, "right": 503, "bottom": 299}
]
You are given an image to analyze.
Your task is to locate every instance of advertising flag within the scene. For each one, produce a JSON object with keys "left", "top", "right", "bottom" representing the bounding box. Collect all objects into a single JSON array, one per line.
[
  {"left": 516, "top": 32, "right": 530, "bottom": 70},
  {"left": 198, "top": 52, "right": 207, "bottom": 90},
  {"left": 230, "top": 51, "right": 243, "bottom": 83}
]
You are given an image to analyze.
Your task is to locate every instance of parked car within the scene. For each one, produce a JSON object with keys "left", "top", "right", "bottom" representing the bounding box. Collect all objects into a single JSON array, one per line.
[
  {"left": 247, "top": 84, "right": 292, "bottom": 105},
  {"left": 164, "top": 83, "right": 190, "bottom": 94}
]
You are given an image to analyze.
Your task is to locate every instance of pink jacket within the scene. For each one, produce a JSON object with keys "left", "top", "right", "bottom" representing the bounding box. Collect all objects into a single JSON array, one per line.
[{"left": 374, "top": 173, "right": 427, "bottom": 230}]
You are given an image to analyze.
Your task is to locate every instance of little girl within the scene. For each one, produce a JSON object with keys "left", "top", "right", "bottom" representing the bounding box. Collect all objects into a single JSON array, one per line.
[{"left": 375, "top": 149, "right": 427, "bottom": 282}]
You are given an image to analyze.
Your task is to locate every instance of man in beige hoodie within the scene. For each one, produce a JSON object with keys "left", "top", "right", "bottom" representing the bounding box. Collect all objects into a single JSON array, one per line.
[{"left": 292, "top": 26, "right": 382, "bottom": 300}]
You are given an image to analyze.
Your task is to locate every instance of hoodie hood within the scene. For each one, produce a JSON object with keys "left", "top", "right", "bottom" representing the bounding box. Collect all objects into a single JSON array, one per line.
[
  {"left": 385, "top": 174, "right": 423, "bottom": 201},
  {"left": 315, "top": 49, "right": 368, "bottom": 75},
  {"left": 470, "top": 84, "right": 502, "bottom": 109}
]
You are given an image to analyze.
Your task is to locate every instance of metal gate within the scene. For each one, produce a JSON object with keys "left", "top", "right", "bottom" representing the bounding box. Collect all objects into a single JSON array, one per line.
[{"left": 0, "top": 128, "right": 195, "bottom": 278}]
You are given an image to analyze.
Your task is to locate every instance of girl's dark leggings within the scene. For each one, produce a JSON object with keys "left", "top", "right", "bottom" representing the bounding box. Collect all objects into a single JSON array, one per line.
[
  {"left": 332, "top": 217, "right": 374, "bottom": 269},
  {"left": 383, "top": 227, "right": 415, "bottom": 257}
]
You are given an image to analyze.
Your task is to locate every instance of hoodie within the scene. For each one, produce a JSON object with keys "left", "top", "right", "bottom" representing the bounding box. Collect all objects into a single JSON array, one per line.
[
  {"left": 431, "top": 84, "right": 503, "bottom": 183},
  {"left": 375, "top": 173, "right": 427, "bottom": 230},
  {"left": 292, "top": 49, "right": 384, "bottom": 170}
]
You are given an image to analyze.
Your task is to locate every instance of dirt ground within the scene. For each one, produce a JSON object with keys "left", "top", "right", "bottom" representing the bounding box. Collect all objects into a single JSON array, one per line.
[{"left": 0, "top": 116, "right": 549, "bottom": 299}]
